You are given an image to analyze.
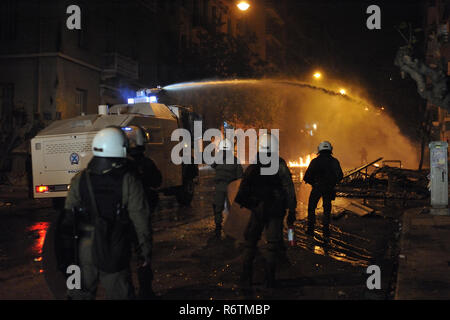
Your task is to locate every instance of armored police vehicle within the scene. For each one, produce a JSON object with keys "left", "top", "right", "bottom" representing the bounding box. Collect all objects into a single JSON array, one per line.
[{"left": 31, "top": 88, "right": 199, "bottom": 208}]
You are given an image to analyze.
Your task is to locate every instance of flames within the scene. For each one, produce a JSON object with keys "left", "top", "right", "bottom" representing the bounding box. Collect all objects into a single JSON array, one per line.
[{"left": 288, "top": 153, "right": 317, "bottom": 168}]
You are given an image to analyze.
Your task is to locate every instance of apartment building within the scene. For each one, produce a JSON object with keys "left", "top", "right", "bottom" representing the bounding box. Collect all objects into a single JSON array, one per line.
[
  {"left": 0, "top": 0, "right": 159, "bottom": 125},
  {"left": 425, "top": 0, "right": 450, "bottom": 142}
]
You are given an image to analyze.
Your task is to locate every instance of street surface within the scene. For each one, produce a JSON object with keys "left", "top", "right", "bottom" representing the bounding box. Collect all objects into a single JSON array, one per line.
[{"left": 0, "top": 167, "right": 414, "bottom": 300}]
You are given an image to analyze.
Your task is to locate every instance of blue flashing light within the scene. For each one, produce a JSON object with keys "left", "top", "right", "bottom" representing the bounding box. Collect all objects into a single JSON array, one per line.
[
  {"left": 134, "top": 97, "right": 150, "bottom": 103},
  {"left": 127, "top": 94, "right": 157, "bottom": 104},
  {"left": 121, "top": 127, "right": 133, "bottom": 132}
]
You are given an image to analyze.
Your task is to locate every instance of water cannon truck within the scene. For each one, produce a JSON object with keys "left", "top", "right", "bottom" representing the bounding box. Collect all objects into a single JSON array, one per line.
[{"left": 31, "top": 88, "right": 200, "bottom": 209}]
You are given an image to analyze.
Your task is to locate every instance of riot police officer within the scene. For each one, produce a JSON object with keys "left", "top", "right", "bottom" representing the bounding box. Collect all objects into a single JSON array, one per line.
[
  {"left": 124, "top": 125, "right": 162, "bottom": 213},
  {"left": 303, "top": 141, "right": 343, "bottom": 238},
  {"left": 235, "top": 133, "right": 297, "bottom": 288},
  {"left": 123, "top": 125, "right": 162, "bottom": 299},
  {"left": 211, "top": 138, "right": 243, "bottom": 239},
  {"left": 64, "top": 127, "right": 152, "bottom": 299}
]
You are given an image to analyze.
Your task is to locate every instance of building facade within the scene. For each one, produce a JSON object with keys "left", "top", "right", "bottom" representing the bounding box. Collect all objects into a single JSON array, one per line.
[
  {"left": 0, "top": 0, "right": 159, "bottom": 126},
  {"left": 425, "top": 0, "right": 450, "bottom": 142},
  {"left": 0, "top": 0, "right": 286, "bottom": 182}
]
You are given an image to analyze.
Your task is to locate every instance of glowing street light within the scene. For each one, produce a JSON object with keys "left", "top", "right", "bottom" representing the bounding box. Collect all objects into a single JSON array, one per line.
[
  {"left": 237, "top": 1, "right": 250, "bottom": 11},
  {"left": 339, "top": 88, "right": 346, "bottom": 95},
  {"left": 313, "top": 72, "right": 322, "bottom": 79}
]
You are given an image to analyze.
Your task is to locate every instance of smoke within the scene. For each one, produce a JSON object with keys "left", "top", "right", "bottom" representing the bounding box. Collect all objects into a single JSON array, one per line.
[{"left": 164, "top": 78, "right": 420, "bottom": 170}]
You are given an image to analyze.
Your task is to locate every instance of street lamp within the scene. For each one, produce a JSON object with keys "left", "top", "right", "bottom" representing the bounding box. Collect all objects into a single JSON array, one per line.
[
  {"left": 339, "top": 88, "right": 346, "bottom": 95},
  {"left": 313, "top": 72, "right": 322, "bottom": 79},
  {"left": 237, "top": 1, "right": 250, "bottom": 11}
]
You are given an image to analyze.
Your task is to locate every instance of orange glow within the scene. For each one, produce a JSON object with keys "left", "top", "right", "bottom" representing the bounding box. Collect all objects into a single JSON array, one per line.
[
  {"left": 28, "top": 222, "right": 50, "bottom": 256},
  {"left": 339, "top": 88, "right": 346, "bottom": 95},
  {"left": 36, "top": 185, "right": 49, "bottom": 193},
  {"left": 288, "top": 153, "right": 317, "bottom": 168},
  {"left": 313, "top": 72, "right": 322, "bottom": 79},
  {"left": 237, "top": 1, "right": 250, "bottom": 11}
]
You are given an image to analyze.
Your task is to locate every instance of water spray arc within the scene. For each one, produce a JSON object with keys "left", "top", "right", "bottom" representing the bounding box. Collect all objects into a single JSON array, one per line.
[
  {"left": 162, "top": 78, "right": 419, "bottom": 169},
  {"left": 163, "top": 79, "right": 371, "bottom": 108}
]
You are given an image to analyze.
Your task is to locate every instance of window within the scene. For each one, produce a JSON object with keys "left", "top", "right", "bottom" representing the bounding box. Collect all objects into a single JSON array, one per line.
[
  {"left": 75, "top": 89, "right": 87, "bottom": 115},
  {"left": 0, "top": 0, "right": 17, "bottom": 41}
]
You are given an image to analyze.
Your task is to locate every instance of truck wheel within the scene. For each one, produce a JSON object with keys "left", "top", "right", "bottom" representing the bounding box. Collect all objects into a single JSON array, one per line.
[{"left": 176, "top": 179, "right": 194, "bottom": 206}]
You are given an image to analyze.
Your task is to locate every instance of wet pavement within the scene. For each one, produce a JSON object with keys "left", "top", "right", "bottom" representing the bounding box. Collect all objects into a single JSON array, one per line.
[
  {"left": 0, "top": 168, "right": 417, "bottom": 300},
  {"left": 395, "top": 207, "right": 450, "bottom": 299}
]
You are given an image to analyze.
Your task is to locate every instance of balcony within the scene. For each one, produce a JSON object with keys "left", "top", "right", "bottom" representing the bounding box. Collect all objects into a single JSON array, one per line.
[{"left": 102, "top": 53, "right": 139, "bottom": 80}]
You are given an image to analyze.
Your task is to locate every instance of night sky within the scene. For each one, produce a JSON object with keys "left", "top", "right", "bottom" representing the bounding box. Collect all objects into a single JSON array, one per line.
[{"left": 283, "top": 0, "right": 426, "bottom": 139}]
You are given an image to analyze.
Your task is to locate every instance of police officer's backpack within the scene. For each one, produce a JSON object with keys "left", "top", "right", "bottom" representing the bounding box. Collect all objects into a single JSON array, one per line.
[{"left": 84, "top": 170, "right": 132, "bottom": 273}]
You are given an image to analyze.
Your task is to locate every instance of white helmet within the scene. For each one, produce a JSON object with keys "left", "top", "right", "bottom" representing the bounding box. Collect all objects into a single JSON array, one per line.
[
  {"left": 218, "top": 139, "right": 232, "bottom": 151},
  {"left": 258, "top": 133, "right": 279, "bottom": 153},
  {"left": 318, "top": 141, "right": 333, "bottom": 153},
  {"left": 92, "top": 127, "right": 128, "bottom": 158},
  {"left": 123, "top": 125, "right": 146, "bottom": 149}
]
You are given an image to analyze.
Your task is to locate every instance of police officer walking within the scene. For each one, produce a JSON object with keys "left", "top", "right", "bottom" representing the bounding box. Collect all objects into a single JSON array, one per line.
[
  {"left": 303, "top": 141, "right": 343, "bottom": 238},
  {"left": 211, "top": 138, "right": 243, "bottom": 239},
  {"left": 125, "top": 125, "right": 162, "bottom": 214},
  {"left": 235, "top": 133, "right": 297, "bottom": 288},
  {"left": 64, "top": 127, "right": 152, "bottom": 300},
  {"left": 124, "top": 125, "right": 162, "bottom": 299}
]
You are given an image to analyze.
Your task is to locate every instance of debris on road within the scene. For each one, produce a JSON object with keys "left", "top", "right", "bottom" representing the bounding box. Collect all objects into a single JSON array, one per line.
[{"left": 336, "top": 158, "right": 429, "bottom": 201}]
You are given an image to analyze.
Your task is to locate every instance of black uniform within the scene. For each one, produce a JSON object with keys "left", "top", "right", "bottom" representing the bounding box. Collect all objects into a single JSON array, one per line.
[
  {"left": 127, "top": 150, "right": 162, "bottom": 299},
  {"left": 303, "top": 150, "right": 343, "bottom": 236},
  {"left": 235, "top": 156, "right": 296, "bottom": 287},
  {"left": 128, "top": 151, "right": 162, "bottom": 213}
]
